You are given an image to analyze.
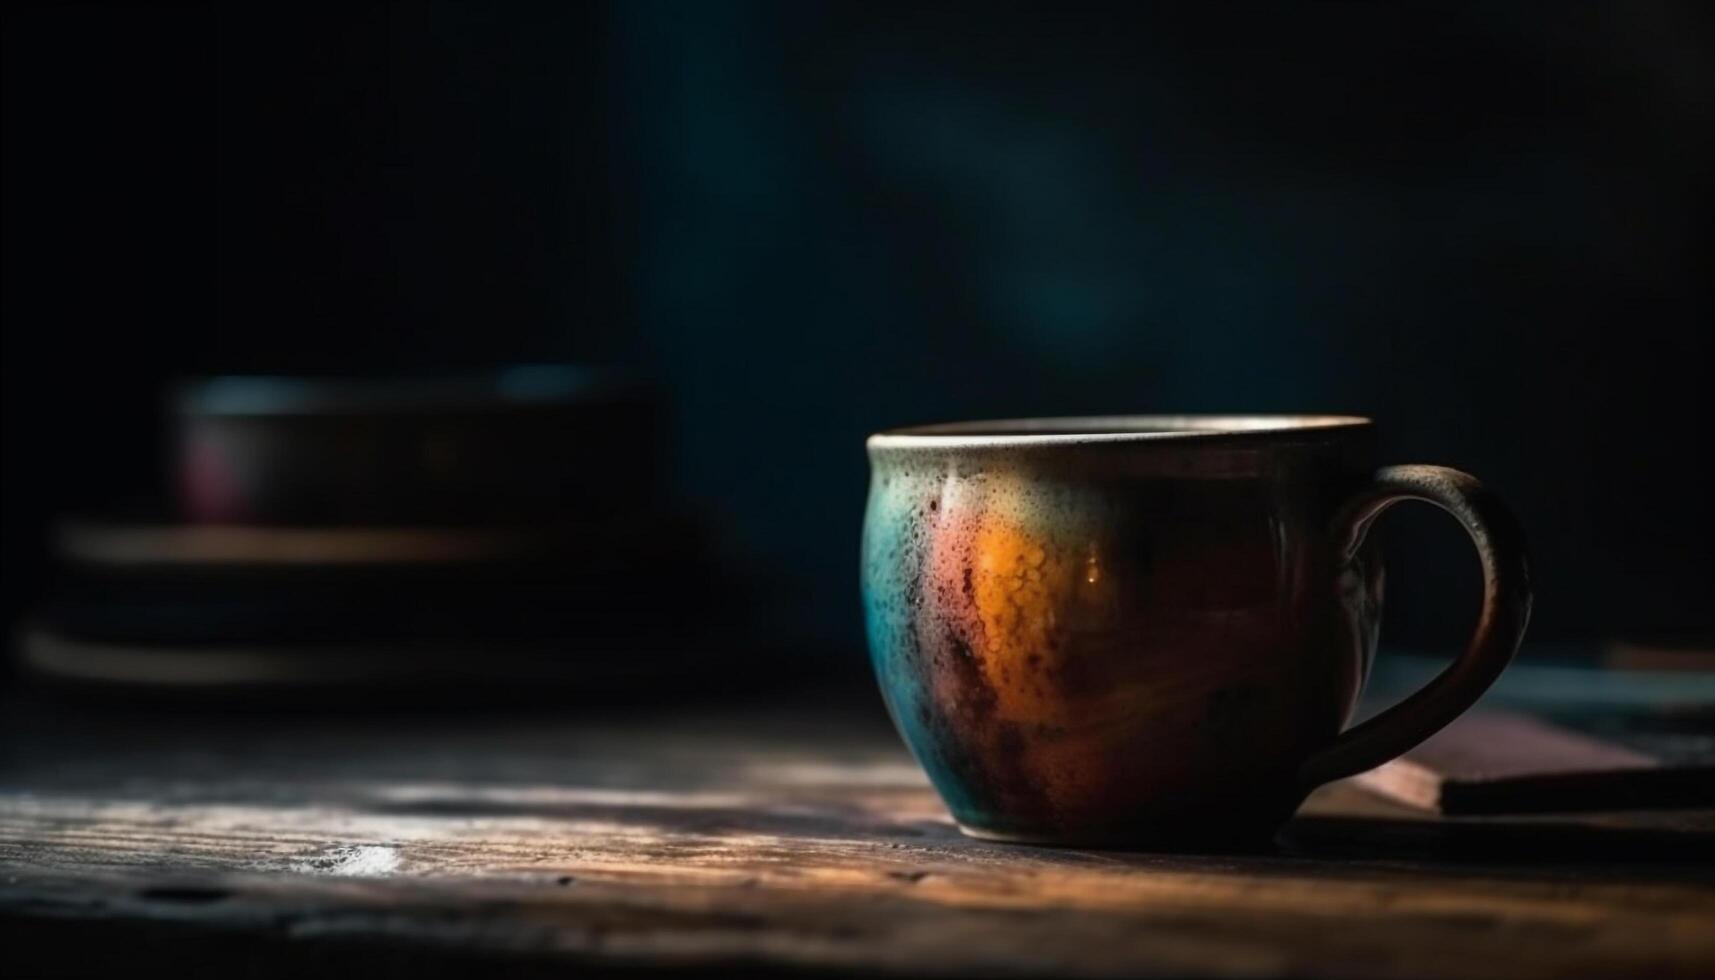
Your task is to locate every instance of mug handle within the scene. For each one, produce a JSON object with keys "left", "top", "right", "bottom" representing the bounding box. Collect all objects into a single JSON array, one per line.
[{"left": 1298, "top": 465, "right": 1533, "bottom": 789}]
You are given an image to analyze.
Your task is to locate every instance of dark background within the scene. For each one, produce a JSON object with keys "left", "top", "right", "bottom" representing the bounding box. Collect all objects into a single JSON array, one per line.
[{"left": 4, "top": 1, "right": 1711, "bottom": 662}]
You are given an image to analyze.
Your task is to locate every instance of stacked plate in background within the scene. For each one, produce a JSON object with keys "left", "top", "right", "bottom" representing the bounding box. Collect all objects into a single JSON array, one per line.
[{"left": 18, "top": 367, "right": 762, "bottom": 702}]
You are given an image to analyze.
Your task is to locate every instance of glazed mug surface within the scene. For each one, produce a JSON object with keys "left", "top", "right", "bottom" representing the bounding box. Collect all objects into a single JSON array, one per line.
[{"left": 861, "top": 416, "right": 1531, "bottom": 847}]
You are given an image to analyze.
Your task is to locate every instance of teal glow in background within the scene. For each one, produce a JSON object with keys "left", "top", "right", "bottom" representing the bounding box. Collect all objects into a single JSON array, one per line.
[{"left": 4, "top": 2, "right": 1710, "bottom": 655}]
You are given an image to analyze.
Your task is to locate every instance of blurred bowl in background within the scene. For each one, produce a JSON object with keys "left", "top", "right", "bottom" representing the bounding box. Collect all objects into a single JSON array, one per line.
[
  {"left": 8, "top": 363, "right": 794, "bottom": 704},
  {"left": 172, "top": 365, "right": 662, "bottom": 525}
]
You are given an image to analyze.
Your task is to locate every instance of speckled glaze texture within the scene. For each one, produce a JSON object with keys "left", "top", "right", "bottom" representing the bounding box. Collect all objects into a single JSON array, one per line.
[{"left": 862, "top": 417, "right": 1531, "bottom": 847}]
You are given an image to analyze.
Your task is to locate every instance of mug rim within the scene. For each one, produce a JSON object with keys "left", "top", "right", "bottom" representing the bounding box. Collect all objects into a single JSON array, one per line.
[{"left": 868, "top": 415, "right": 1371, "bottom": 450}]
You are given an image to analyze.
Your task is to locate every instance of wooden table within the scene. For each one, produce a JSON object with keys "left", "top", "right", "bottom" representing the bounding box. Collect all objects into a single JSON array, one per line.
[{"left": 1, "top": 689, "right": 1712, "bottom": 978}]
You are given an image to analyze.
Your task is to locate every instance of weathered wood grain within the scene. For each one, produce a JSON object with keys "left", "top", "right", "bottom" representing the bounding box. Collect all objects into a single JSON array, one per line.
[{"left": 0, "top": 696, "right": 1712, "bottom": 978}]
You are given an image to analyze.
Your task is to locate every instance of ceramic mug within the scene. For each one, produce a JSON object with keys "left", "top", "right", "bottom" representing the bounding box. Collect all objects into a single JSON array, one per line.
[{"left": 861, "top": 416, "right": 1530, "bottom": 846}]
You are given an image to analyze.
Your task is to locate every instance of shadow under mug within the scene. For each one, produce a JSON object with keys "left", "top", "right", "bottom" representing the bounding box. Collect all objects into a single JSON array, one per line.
[{"left": 861, "top": 416, "right": 1531, "bottom": 847}]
